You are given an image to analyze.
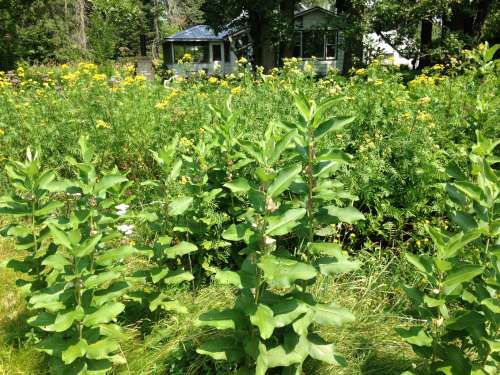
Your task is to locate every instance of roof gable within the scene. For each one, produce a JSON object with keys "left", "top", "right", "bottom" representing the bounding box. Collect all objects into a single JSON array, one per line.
[{"left": 165, "top": 25, "right": 233, "bottom": 42}]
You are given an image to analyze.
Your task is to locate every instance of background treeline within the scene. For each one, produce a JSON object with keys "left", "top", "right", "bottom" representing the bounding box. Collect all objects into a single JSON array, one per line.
[{"left": 1, "top": 0, "right": 499, "bottom": 71}]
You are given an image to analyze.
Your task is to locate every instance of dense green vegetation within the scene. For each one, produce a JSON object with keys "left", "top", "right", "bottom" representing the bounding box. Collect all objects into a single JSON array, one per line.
[{"left": 0, "top": 44, "right": 499, "bottom": 374}]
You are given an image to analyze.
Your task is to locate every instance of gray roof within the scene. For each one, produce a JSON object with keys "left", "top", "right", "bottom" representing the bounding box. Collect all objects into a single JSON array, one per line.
[{"left": 164, "top": 25, "right": 234, "bottom": 42}]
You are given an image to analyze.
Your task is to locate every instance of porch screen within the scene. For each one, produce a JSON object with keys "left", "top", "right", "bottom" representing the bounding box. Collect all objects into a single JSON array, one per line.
[{"left": 173, "top": 43, "right": 209, "bottom": 63}]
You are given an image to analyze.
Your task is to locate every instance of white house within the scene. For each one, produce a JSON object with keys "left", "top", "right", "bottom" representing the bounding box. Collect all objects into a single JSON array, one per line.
[
  {"left": 161, "top": 6, "right": 411, "bottom": 76},
  {"left": 162, "top": 6, "right": 345, "bottom": 75}
]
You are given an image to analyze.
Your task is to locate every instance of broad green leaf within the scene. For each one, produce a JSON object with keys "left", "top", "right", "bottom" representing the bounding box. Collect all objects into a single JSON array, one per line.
[
  {"left": 150, "top": 268, "right": 169, "bottom": 284},
  {"left": 163, "top": 269, "right": 194, "bottom": 284},
  {"left": 443, "top": 230, "right": 481, "bottom": 259},
  {"left": 42, "top": 254, "right": 71, "bottom": 271},
  {"left": 266, "top": 208, "right": 307, "bottom": 236},
  {"left": 293, "top": 92, "right": 311, "bottom": 121},
  {"left": 316, "top": 257, "right": 360, "bottom": 275},
  {"left": 164, "top": 241, "right": 197, "bottom": 259},
  {"left": 222, "top": 224, "right": 254, "bottom": 242},
  {"left": 215, "top": 270, "right": 243, "bottom": 288},
  {"left": 83, "top": 303, "right": 125, "bottom": 326},
  {"left": 325, "top": 206, "right": 365, "bottom": 224},
  {"left": 95, "top": 246, "right": 137, "bottom": 266},
  {"left": 314, "top": 116, "right": 355, "bottom": 140},
  {"left": 94, "top": 175, "right": 128, "bottom": 194},
  {"left": 446, "top": 311, "right": 486, "bottom": 331},
  {"left": 62, "top": 339, "right": 88, "bottom": 364},
  {"left": 52, "top": 307, "right": 85, "bottom": 332},
  {"left": 396, "top": 326, "right": 433, "bottom": 347},
  {"left": 86, "top": 338, "right": 120, "bottom": 360},
  {"left": 34, "top": 201, "right": 64, "bottom": 216},
  {"left": 268, "top": 129, "right": 297, "bottom": 166},
  {"left": 453, "top": 181, "right": 484, "bottom": 203},
  {"left": 267, "top": 164, "right": 302, "bottom": 198},
  {"left": 250, "top": 304, "right": 275, "bottom": 340},
  {"left": 48, "top": 224, "right": 73, "bottom": 249},
  {"left": 257, "top": 255, "right": 316, "bottom": 288},
  {"left": 149, "top": 295, "right": 188, "bottom": 313},
  {"left": 72, "top": 234, "right": 102, "bottom": 257},
  {"left": 481, "top": 298, "right": 500, "bottom": 313},
  {"left": 84, "top": 271, "right": 121, "bottom": 289},
  {"left": 405, "top": 253, "right": 433, "bottom": 275},
  {"left": 93, "top": 282, "right": 129, "bottom": 306},
  {"left": 308, "top": 335, "right": 344, "bottom": 365},
  {"left": 256, "top": 341, "right": 307, "bottom": 375},
  {"left": 224, "top": 178, "right": 251, "bottom": 193},
  {"left": 312, "top": 303, "right": 355, "bottom": 327},
  {"left": 308, "top": 242, "right": 343, "bottom": 257},
  {"left": 317, "top": 149, "right": 353, "bottom": 163},
  {"left": 196, "top": 337, "right": 244, "bottom": 361},
  {"left": 168, "top": 196, "right": 193, "bottom": 216},
  {"left": 35, "top": 334, "right": 70, "bottom": 355},
  {"left": 443, "top": 265, "right": 484, "bottom": 295},
  {"left": 196, "top": 309, "right": 246, "bottom": 330}
]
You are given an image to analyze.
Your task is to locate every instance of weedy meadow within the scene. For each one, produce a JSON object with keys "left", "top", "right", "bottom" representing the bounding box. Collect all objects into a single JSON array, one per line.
[{"left": 0, "top": 44, "right": 498, "bottom": 374}]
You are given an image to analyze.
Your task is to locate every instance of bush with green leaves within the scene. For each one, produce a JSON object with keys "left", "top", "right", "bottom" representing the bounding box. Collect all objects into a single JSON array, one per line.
[
  {"left": 1, "top": 137, "right": 136, "bottom": 374},
  {"left": 399, "top": 132, "right": 499, "bottom": 375},
  {"left": 196, "top": 94, "right": 364, "bottom": 374}
]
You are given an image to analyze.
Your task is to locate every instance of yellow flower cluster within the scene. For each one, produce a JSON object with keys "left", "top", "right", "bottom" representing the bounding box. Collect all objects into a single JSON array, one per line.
[
  {"left": 409, "top": 74, "right": 435, "bottom": 86},
  {"left": 0, "top": 73, "right": 11, "bottom": 88},
  {"left": 238, "top": 57, "right": 248, "bottom": 66},
  {"left": 355, "top": 68, "right": 366, "bottom": 76},
  {"left": 417, "top": 96, "right": 431, "bottom": 105},
  {"left": 179, "top": 137, "right": 194, "bottom": 148},
  {"left": 416, "top": 111, "right": 432, "bottom": 122},
  {"left": 78, "top": 62, "right": 98, "bottom": 72},
  {"left": 231, "top": 86, "right": 242, "bottom": 95},
  {"left": 62, "top": 71, "right": 81, "bottom": 83},
  {"left": 92, "top": 73, "right": 107, "bottom": 82},
  {"left": 155, "top": 89, "right": 181, "bottom": 110},
  {"left": 0, "top": 128, "right": 4, "bottom": 137},
  {"left": 96, "top": 119, "right": 111, "bottom": 129},
  {"left": 179, "top": 53, "right": 193, "bottom": 64},
  {"left": 208, "top": 76, "right": 218, "bottom": 85},
  {"left": 16, "top": 66, "right": 25, "bottom": 78}
]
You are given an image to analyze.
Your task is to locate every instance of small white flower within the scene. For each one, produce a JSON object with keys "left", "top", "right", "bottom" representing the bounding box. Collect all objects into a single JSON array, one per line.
[
  {"left": 117, "top": 224, "right": 134, "bottom": 236},
  {"left": 115, "top": 204, "right": 129, "bottom": 216},
  {"left": 264, "top": 236, "right": 276, "bottom": 246}
]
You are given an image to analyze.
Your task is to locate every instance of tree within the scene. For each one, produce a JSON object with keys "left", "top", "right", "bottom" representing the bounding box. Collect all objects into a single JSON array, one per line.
[{"left": 202, "top": 0, "right": 299, "bottom": 69}]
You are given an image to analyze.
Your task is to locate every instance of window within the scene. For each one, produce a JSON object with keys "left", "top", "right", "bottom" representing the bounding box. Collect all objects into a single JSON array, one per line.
[
  {"left": 302, "top": 30, "right": 325, "bottom": 58},
  {"left": 212, "top": 45, "right": 222, "bottom": 61},
  {"left": 325, "top": 31, "right": 337, "bottom": 59},
  {"left": 293, "top": 31, "right": 302, "bottom": 57},
  {"left": 173, "top": 43, "right": 209, "bottom": 63},
  {"left": 292, "top": 30, "right": 338, "bottom": 60},
  {"left": 224, "top": 42, "right": 231, "bottom": 62}
]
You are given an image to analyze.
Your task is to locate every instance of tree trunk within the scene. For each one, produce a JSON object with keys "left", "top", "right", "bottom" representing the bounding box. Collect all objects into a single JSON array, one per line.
[
  {"left": 337, "top": 0, "right": 363, "bottom": 75},
  {"left": 249, "top": 10, "right": 276, "bottom": 70},
  {"left": 279, "top": 0, "right": 297, "bottom": 63},
  {"left": 75, "top": 0, "right": 87, "bottom": 51},
  {"left": 418, "top": 18, "right": 433, "bottom": 68}
]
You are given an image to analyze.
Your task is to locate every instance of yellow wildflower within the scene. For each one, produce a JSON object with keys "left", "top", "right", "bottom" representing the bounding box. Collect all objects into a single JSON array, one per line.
[
  {"left": 0, "top": 128, "right": 4, "bottom": 137},
  {"left": 122, "top": 76, "right": 135, "bottom": 86},
  {"left": 179, "top": 137, "right": 194, "bottom": 148},
  {"left": 16, "top": 66, "right": 25, "bottom": 78},
  {"left": 197, "top": 92, "right": 208, "bottom": 98},
  {"left": 416, "top": 111, "right": 432, "bottom": 122},
  {"left": 96, "top": 120, "right": 111, "bottom": 129},
  {"left": 355, "top": 68, "right": 366, "bottom": 76},
  {"left": 92, "top": 73, "right": 107, "bottom": 82},
  {"left": 176, "top": 76, "right": 186, "bottom": 83},
  {"left": 180, "top": 176, "right": 189, "bottom": 185},
  {"left": 238, "top": 56, "right": 248, "bottom": 65},
  {"left": 231, "top": 86, "right": 242, "bottom": 95},
  {"left": 417, "top": 96, "right": 431, "bottom": 105},
  {"left": 180, "top": 53, "right": 193, "bottom": 64},
  {"left": 62, "top": 71, "right": 80, "bottom": 83},
  {"left": 135, "top": 75, "right": 146, "bottom": 82},
  {"left": 219, "top": 80, "right": 229, "bottom": 88},
  {"left": 208, "top": 76, "right": 218, "bottom": 84}
]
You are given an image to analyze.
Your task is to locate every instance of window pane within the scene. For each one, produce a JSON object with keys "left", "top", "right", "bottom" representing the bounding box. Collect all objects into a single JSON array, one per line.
[
  {"left": 173, "top": 44, "right": 209, "bottom": 63},
  {"left": 326, "top": 44, "right": 336, "bottom": 58},
  {"left": 302, "top": 30, "right": 324, "bottom": 58},
  {"left": 293, "top": 31, "right": 302, "bottom": 57},
  {"left": 213, "top": 45, "right": 222, "bottom": 61}
]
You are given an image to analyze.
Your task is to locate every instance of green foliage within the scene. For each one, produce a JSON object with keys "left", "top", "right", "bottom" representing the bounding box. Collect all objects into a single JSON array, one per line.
[
  {"left": 400, "top": 132, "right": 500, "bottom": 374},
  {"left": 1, "top": 137, "right": 134, "bottom": 373},
  {"left": 196, "top": 94, "right": 362, "bottom": 373}
]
